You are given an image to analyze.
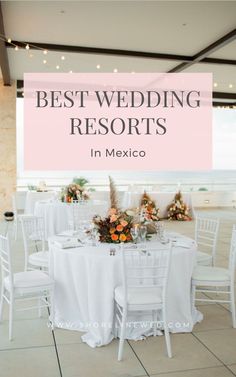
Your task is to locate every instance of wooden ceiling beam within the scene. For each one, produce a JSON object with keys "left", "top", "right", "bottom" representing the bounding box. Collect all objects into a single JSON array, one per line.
[
  {"left": 6, "top": 40, "right": 236, "bottom": 67},
  {"left": 168, "top": 28, "right": 236, "bottom": 73},
  {"left": 0, "top": 2, "right": 10, "bottom": 85}
]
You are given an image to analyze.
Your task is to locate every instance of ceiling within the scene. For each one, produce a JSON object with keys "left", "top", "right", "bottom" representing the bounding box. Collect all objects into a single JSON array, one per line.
[{"left": 1, "top": 1, "right": 236, "bottom": 99}]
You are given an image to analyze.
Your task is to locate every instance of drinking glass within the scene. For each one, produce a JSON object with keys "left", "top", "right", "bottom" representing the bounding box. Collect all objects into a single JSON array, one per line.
[{"left": 131, "top": 226, "right": 139, "bottom": 244}]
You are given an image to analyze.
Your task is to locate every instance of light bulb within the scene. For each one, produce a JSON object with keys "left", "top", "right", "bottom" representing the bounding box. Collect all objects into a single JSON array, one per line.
[
  {"left": 43, "top": 60, "right": 47, "bottom": 64},
  {"left": 56, "top": 65, "right": 60, "bottom": 70},
  {"left": 43, "top": 50, "right": 48, "bottom": 55},
  {"left": 213, "top": 82, "right": 218, "bottom": 88},
  {"left": 113, "top": 68, "right": 118, "bottom": 73},
  {"left": 229, "top": 84, "right": 233, "bottom": 89},
  {"left": 25, "top": 44, "right": 30, "bottom": 50},
  {"left": 7, "top": 38, "right": 11, "bottom": 43},
  {"left": 15, "top": 45, "right": 19, "bottom": 51},
  {"left": 96, "top": 64, "right": 100, "bottom": 69},
  {"left": 61, "top": 56, "right": 65, "bottom": 60}
]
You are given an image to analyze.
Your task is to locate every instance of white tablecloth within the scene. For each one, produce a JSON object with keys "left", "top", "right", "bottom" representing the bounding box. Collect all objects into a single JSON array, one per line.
[
  {"left": 122, "top": 192, "right": 194, "bottom": 218},
  {"left": 24, "top": 191, "right": 57, "bottom": 214},
  {"left": 35, "top": 201, "right": 108, "bottom": 238},
  {"left": 49, "top": 235, "right": 202, "bottom": 347}
]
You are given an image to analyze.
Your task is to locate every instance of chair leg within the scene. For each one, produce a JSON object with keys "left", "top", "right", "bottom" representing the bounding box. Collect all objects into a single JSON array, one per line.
[
  {"left": 118, "top": 307, "right": 127, "bottom": 361},
  {"left": 0, "top": 284, "right": 4, "bottom": 322},
  {"left": 152, "top": 310, "right": 157, "bottom": 336},
  {"left": 230, "top": 284, "right": 236, "bottom": 328},
  {"left": 9, "top": 295, "right": 14, "bottom": 341},
  {"left": 49, "top": 289, "right": 55, "bottom": 330},
  {"left": 163, "top": 308, "right": 172, "bottom": 358},
  {"left": 38, "top": 298, "right": 42, "bottom": 318}
]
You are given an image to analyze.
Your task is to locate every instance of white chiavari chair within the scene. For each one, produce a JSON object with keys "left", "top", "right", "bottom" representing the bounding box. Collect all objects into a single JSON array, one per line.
[
  {"left": 195, "top": 216, "right": 220, "bottom": 266},
  {"left": 115, "top": 243, "right": 173, "bottom": 361},
  {"left": 12, "top": 192, "right": 27, "bottom": 240},
  {"left": 192, "top": 225, "right": 236, "bottom": 327},
  {"left": 20, "top": 215, "right": 49, "bottom": 270},
  {"left": 0, "top": 234, "right": 54, "bottom": 340}
]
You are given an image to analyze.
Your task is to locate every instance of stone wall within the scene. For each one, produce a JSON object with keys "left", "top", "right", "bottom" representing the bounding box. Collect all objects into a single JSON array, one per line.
[{"left": 0, "top": 80, "right": 16, "bottom": 218}]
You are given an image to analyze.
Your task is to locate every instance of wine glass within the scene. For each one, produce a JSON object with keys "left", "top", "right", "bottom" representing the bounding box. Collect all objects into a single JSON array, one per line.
[
  {"left": 140, "top": 225, "right": 147, "bottom": 242},
  {"left": 131, "top": 226, "right": 139, "bottom": 244}
]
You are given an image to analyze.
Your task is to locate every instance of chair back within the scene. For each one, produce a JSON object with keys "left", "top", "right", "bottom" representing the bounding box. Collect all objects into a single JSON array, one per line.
[
  {"left": 71, "top": 202, "right": 107, "bottom": 230},
  {"left": 195, "top": 216, "right": 219, "bottom": 262},
  {"left": 120, "top": 243, "right": 172, "bottom": 305},
  {"left": 20, "top": 216, "right": 46, "bottom": 270},
  {"left": 229, "top": 225, "right": 236, "bottom": 279},
  {"left": 0, "top": 234, "right": 13, "bottom": 290}
]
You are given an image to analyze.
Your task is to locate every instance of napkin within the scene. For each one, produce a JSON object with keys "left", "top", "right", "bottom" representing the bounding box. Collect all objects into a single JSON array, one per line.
[
  {"left": 174, "top": 241, "right": 193, "bottom": 249},
  {"left": 53, "top": 238, "right": 83, "bottom": 249}
]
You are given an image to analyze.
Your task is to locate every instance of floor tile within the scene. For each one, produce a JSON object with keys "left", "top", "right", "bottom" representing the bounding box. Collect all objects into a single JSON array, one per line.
[
  {"left": 0, "top": 318, "right": 54, "bottom": 349},
  {"left": 0, "top": 346, "right": 60, "bottom": 377},
  {"left": 228, "top": 364, "right": 236, "bottom": 375},
  {"left": 54, "top": 328, "right": 83, "bottom": 345},
  {"left": 195, "top": 328, "right": 236, "bottom": 365},
  {"left": 150, "top": 366, "right": 235, "bottom": 377},
  {"left": 193, "top": 304, "right": 232, "bottom": 332},
  {"left": 129, "top": 333, "right": 221, "bottom": 375},
  {"left": 57, "top": 340, "right": 147, "bottom": 377}
]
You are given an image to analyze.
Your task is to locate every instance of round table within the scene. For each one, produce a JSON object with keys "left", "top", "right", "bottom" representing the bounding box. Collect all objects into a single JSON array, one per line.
[
  {"left": 35, "top": 200, "right": 108, "bottom": 238},
  {"left": 49, "top": 234, "right": 202, "bottom": 347}
]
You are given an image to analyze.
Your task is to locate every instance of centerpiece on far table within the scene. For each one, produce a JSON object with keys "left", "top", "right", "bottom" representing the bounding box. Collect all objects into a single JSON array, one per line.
[
  {"left": 61, "top": 176, "right": 92, "bottom": 202},
  {"left": 139, "top": 191, "right": 160, "bottom": 223},
  {"left": 93, "top": 176, "right": 134, "bottom": 243},
  {"left": 167, "top": 191, "right": 192, "bottom": 221}
]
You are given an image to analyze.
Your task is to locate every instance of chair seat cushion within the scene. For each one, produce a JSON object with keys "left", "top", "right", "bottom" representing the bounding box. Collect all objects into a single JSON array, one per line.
[
  {"left": 196, "top": 251, "right": 212, "bottom": 266},
  {"left": 192, "top": 265, "right": 230, "bottom": 283},
  {"left": 29, "top": 251, "right": 49, "bottom": 268},
  {"left": 4, "top": 270, "right": 54, "bottom": 292},
  {"left": 115, "top": 286, "right": 162, "bottom": 307}
]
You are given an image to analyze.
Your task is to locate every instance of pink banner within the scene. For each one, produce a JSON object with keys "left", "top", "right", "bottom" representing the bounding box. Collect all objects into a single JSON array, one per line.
[{"left": 24, "top": 73, "right": 212, "bottom": 170}]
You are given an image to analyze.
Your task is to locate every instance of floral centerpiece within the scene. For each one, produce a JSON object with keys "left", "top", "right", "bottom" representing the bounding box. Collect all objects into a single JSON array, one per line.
[
  {"left": 93, "top": 208, "right": 134, "bottom": 243},
  {"left": 167, "top": 191, "right": 191, "bottom": 221},
  {"left": 139, "top": 192, "right": 160, "bottom": 223},
  {"left": 62, "top": 183, "right": 90, "bottom": 202}
]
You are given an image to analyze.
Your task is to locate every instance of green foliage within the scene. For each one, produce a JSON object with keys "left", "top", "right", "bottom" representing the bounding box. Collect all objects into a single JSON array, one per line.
[{"left": 72, "top": 177, "right": 89, "bottom": 187}]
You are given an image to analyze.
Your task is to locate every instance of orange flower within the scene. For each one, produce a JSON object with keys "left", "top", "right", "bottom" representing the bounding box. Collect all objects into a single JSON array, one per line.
[
  {"left": 119, "top": 234, "right": 127, "bottom": 242},
  {"left": 109, "top": 227, "right": 116, "bottom": 234},
  {"left": 126, "top": 234, "right": 131, "bottom": 241},
  {"left": 110, "top": 214, "right": 118, "bottom": 223},
  {"left": 111, "top": 233, "right": 118, "bottom": 241},
  {"left": 116, "top": 224, "right": 123, "bottom": 232},
  {"left": 120, "top": 220, "right": 128, "bottom": 227}
]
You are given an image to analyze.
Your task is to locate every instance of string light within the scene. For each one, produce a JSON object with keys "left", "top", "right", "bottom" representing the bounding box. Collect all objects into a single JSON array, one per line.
[
  {"left": 96, "top": 64, "right": 100, "bottom": 69},
  {"left": 7, "top": 38, "right": 11, "bottom": 43},
  {"left": 14, "top": 45, "right": 19, "bottom": 51},
  {"left": 43, "top": 50, "right": 48, "bottom": 55},
  {"left": 229, "top": 84, "right": 233, "bottom": 89},
  {"left": 25, "top": 44, "right": 30, "bottom": 50},
  {"left": 61, "top": 56, "right": 65, "bottom": 60},
  {"left": 113, "top": 68, "right": 118, "bottom": 73},
  {"left": 43, "top": 60, "right": 47, "bottom": 64},
  {"left": 213, "top": 82, "right": 218, "bottom": 88},
  {"left": 56, "top": 65, "right": 60, "bottom": 70}
]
